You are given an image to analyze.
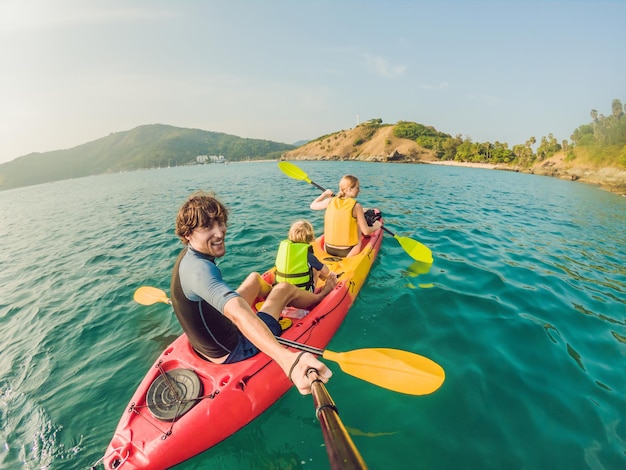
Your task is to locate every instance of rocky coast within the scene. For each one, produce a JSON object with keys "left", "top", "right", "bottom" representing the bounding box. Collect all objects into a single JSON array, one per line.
[
  {"left": 425, "top": 158, "right": 626, "bottom": 196},
  {"left": 282, "top": 125, "right": 626, "bottom": 196}
]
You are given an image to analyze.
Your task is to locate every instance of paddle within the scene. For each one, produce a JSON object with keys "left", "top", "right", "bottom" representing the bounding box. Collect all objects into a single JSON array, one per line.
[
  {"left": 134, "top": 286, "right": 445, "bottom": 395},
  {"left": 134, "top": 285, "right": 171, "bottom": 305},
  {"left": 277, "top": 161, "right": 434, "bottom": 264},
  {"left": 277, "top": 336, "right": 444, "bottom": 395},
  {"left": 308, "top": 368, "right": 367, "bottom": 470}
]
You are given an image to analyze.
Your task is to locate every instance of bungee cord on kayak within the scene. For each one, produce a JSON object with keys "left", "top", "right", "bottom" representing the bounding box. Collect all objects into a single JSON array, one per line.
[{"left": 126, "top": 363, "right": 220, "bottom": 440}]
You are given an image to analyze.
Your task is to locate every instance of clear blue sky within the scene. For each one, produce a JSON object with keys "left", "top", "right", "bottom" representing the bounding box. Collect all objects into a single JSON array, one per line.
[{"left": 1, "top": 0, "right": 624, "bottom": 163}]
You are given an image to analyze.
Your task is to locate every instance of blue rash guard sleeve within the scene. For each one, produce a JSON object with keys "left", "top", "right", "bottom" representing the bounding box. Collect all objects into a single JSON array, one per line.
[
  {"left": 179, "top": 247, "right": 240, "bottom": 313},
  {"left": 308, "top": 247, "right": 324, "bottom": 271}
]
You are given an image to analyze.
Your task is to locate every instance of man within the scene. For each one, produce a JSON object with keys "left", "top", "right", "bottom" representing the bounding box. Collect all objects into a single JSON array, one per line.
[{"left": 171, "top": 191, "right": 336, "bottom": 394}]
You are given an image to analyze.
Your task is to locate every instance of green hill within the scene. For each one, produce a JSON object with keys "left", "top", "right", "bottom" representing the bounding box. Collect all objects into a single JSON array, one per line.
[
  {"left": 0, "top": 124, "right": 295, "bottom": 191},
  {"left": 2, "top": 99, "right": 624, "bottom": 193}
]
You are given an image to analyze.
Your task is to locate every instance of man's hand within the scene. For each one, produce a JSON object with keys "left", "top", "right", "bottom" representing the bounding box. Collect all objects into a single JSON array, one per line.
[{"left": 285, "top": 351, "right": 332, "bottom": 395}]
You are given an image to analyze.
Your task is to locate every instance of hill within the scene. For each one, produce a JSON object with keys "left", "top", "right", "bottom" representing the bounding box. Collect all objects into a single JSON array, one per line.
[
  {"left": 282, "top": 119, "right": 626, "bottom": 195},
  {"left": 2, "top": 106, "right": 625, "bottom": 194},
  {"left": 0, "top": 124, "right": 295, "bottom": 191},
  {"left": 283, "top": 123, "right": 437, "bottom": 162}
]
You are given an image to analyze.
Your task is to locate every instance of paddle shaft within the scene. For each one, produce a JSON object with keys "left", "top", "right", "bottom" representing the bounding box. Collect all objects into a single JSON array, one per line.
[
  {"left": 380, "top": 225, "right": 396, "bottom": 237},
  {"left": 308, "top": 369, "right": 368, "bottom": 470},
  {"left": 275, "top": 336, "right": 323, "bottom": 354},
  {"left": 309, "top": 180, "right": 328, "bottom": 192}
]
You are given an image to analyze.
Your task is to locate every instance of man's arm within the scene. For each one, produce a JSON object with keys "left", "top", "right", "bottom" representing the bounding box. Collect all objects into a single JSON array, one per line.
[{"left": 223, "top": 297, "right": 331, "bottom": 394}]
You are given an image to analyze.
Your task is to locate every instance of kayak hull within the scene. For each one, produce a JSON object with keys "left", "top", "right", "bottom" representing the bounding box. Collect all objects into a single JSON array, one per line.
[{"left": 102, "top": 226, "right": 382, "bottom": 469}]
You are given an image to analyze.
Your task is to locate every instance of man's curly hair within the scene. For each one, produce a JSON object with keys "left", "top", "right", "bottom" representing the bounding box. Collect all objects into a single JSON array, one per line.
[{"left": 175, "top": 191, "right": 229, "bottom": 244}]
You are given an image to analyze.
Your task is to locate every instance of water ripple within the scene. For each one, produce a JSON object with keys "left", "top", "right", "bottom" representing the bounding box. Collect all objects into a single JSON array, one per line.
[{"left": 0, "top": 162, "right": 624, "bottom": 469}]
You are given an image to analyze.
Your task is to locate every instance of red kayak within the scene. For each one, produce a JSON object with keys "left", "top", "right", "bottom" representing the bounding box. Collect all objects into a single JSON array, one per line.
[{"left": 100, "top": 227, "right": 383, "bottom": 469}]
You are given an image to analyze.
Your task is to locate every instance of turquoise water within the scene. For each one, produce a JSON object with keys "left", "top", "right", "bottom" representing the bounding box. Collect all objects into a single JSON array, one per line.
[{"left": 0, "top": 161, "right": 624, "bottom": 469}]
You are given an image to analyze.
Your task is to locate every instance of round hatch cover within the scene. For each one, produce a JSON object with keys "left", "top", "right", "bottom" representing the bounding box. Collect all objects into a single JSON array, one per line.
[{"left": 146, "top": 368, "right": 203, "bottom": 421}]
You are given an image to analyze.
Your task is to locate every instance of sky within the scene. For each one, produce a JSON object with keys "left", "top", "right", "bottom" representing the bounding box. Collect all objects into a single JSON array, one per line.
[{"left": 1, "top": 0, "right": 625, "bottom": 164}]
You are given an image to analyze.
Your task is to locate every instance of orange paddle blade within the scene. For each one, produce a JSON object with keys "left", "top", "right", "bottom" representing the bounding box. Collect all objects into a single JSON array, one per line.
[
  {"left": 133, "top": 286, "right": 171, "bottom": 306},
  {"left": 323, "top": 348, "right": 444, "bottom": 396}
]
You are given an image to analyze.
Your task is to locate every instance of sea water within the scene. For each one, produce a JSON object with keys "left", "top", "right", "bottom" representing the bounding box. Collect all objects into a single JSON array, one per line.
[{"left": 0, "top": 161, "right": 624, "bottom": 469}]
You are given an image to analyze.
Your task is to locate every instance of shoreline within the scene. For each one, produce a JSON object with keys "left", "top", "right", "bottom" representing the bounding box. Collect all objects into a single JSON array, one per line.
[
  {"left": 419, "top": 159, "right": 626, "bottom": 196},
  {"left": 286, "top": 156, "right": 626, "bottom": 196},
  {"left": 424, "top": 160, "right": 498, "bottom": 170}
]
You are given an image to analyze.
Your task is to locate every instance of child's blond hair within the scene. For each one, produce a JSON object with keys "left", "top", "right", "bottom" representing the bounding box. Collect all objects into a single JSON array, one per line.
[
  {"left": 338, "top": 174, "right": 359, "bottom": 198},
  {"left": 288, "top": 220, "right": 315, "bottom": 244}
]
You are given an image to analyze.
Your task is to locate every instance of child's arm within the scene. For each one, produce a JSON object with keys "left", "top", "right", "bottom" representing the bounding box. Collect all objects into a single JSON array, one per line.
[
  {"left": 310, "top": 189, "right": 333, "bottom": 210},
  {"left": 318, "top": 264, "right": 337, "bottom": 283}
]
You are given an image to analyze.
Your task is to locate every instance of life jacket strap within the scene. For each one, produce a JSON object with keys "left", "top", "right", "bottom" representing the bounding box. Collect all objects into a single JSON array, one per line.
[{"left": 275, "top": 270, "right": 314, "bottom": 291}]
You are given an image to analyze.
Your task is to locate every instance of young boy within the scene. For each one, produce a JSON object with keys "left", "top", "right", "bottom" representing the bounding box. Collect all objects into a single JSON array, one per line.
[{"left": 275, "top": 220, "right": 337, "bottom": 291}]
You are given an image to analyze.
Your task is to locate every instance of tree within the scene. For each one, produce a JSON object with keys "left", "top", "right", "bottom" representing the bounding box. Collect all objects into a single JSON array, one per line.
[
  {"left": 571, "top": 124, "right": 594, "bottom": 146},
  {"left": 572, "top": 99, "right": 626, "bottom": 166},
  {"left": 441, "top": 136, "right": 462, "bottom": 161},
  {"left": 612, "top": 99, "right": 623, "bottom": 119},
  {"left": 454, "top": 140, "right": 474, "bottom": 162},
  {"left": 536, "top": 133, "right": 561, "bottom": 161},
  {"left": 492, "top": 141, "right": 514, "bottom": 163}
]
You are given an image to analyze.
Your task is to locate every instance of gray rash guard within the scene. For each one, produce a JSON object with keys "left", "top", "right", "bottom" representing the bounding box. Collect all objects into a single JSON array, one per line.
[{"left": 170, "top": 246, "right": 241, "bottom": 359}]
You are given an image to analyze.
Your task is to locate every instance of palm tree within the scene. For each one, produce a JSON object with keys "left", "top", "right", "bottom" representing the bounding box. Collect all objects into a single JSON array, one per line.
[{"left": 612, "top": 99, "right": 623, "bottom": 118}]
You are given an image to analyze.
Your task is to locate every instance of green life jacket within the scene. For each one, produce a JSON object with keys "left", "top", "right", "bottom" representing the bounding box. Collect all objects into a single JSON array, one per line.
[{"left": 275, "top": 240, "right": 314, "bottom": 291}]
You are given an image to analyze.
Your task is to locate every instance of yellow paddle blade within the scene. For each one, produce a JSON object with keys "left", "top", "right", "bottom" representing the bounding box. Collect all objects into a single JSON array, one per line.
[
  {"left": 133, "top": 286, "right": 171, "bottom": 306},
  {"left": 278, "top": 161, "right": 312, "bottom": 184},
  {"left": 405, "top": 260, "right": 432, "bottom": 277},
  {"left": 323, "top": 348, "right": 445, "bottom": 395},
  {"left": 395, "top": 234, "right": 433, "bottom": 264}
]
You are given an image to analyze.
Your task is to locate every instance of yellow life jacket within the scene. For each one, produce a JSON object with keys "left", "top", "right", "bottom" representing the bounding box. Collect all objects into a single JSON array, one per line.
[
  {"left": 324, "top": 197, "right": 358, "bottom": 247},
  {"left": 275, "top": 240, "right": 314, "bottom": 290}
]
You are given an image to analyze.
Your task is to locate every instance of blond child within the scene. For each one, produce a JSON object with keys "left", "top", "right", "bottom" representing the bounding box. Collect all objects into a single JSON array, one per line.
[{"left": 275, "top": 220, "right": 337, "bottom": 290}]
